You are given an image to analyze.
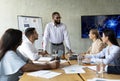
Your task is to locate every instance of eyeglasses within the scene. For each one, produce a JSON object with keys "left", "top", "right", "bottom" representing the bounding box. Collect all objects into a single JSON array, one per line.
[{"left": 56, "top": 17, "right": 61, "bottom": 19}]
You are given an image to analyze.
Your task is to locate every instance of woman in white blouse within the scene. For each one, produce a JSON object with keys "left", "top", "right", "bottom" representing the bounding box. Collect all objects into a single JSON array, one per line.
[
  {"left": 84, "top": 29, "right": 120, "bottom": 66},
  {"left": 0, "top": 29, "right": 60, "bottom": 81}
]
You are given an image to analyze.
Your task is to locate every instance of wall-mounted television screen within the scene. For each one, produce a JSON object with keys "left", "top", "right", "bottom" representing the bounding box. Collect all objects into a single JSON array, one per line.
[{"left": 81, "top": 15, "right": 120, "bottom": 38}]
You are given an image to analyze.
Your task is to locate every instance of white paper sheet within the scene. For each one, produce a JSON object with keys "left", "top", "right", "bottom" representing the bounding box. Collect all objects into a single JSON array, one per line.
[
  {"left": 27, "top": 70, "right": 61, "bottom": 79},
  {"left": 32, "top": 61, "right": 46, "bottom": 64},
  {"left": 85, "top": 66, "right": 96, "bottom": 71},
  {"left": 87, "top": 78, "right": 120, "bottom": 81},
  {"left": 38, "top": 57, "right": 51, "bottom": 62},
  {"left": 60, "top": 60, "right": 67, "bottom": 64},
  {"left": 33, "top": 59, "right": 67, "bottom": 64},
  {"left": 62, "top": 64, "right": 85, "bottom": 74}
]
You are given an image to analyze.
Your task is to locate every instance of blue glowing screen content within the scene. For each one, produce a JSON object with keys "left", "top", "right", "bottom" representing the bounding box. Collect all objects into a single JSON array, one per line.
[{"left": 81, "top": 15, "right": 120, "bottom": 38}]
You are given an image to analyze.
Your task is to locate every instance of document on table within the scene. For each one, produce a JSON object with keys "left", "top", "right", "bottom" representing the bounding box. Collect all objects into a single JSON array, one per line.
[
  {"left": 33, "top": 60, "right": 67, "bottom": 64},
  {"left": 87, "top": 78, "right": 120, "bottom": 81},
  {"left": 32, "top": 61, "right": 46, "bottom": 64},
  {"left": 60, "top": 60, "right": 67, "bottom": 64},
  {"left": 34, "top": 56, "right": 67, "bottom": 64},
  {"left": 27, "top": 70, "right": 61, "bottom": 79},
  {"left": 62, "top": 64, "right": 85, "bottom": 74},
  {"left": 85, "top": 66, "right": 96, "bottom": 71},
  {"left": 38, "top": 57, "right": 51, "bottom": 62}
]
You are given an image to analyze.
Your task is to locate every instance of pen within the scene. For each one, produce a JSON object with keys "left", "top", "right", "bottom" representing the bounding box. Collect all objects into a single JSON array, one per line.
[
  {"left": 65, "top": 58, "right": 71, "bottom": 65},
  {"left": 68, "top": 61, "right": 71, "bottom": 65}
]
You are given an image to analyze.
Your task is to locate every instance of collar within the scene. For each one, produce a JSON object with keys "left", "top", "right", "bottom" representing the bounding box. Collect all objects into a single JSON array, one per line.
[
  {"left": 24, "top": 36, "right": 33, "bottom": 45},
  {"left": 52, "top": 22, "right": 62, "bottom": 27}
]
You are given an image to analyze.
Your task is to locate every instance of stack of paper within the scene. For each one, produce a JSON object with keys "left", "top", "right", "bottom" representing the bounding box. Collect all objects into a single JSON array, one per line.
[
  {"left": 27, "top": 70, "right": 61, "bottom": 79},
  {"left": 62, "top": 64, "right": 85, "bottom": 74}
]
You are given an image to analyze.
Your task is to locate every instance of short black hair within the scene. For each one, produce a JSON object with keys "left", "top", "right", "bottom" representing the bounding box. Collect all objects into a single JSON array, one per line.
[
  {"left": 52, "top": 12, "right": 60, "bottom": 18},
  {"left": 25, "top": 28, "right": 35, "bottom": 38}
]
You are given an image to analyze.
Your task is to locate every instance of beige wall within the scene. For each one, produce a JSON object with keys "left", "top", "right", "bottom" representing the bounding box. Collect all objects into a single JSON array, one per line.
[{"left": 0, "top": 0, "right": 120, "bottom": 53}]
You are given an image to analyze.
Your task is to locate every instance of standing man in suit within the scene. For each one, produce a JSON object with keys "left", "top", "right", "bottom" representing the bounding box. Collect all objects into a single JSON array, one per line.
[{"left": 43, "top": 12, "right": 73, "bottom": 56}]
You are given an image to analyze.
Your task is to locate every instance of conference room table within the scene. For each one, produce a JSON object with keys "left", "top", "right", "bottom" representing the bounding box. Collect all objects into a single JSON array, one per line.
[
  {"left": 19, "top": 60, "right": 120, "bottom": 81},
  {"left": 19, "top": 60, "right": 83, "bottom": 81},
  {"left": 80, "top": 66, "right": 120, "bottom": 81}
]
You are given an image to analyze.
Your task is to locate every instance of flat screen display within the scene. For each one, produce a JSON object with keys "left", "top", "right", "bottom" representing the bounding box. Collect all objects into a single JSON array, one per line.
[{"left": 81, "top": 15, "right": 120, "bottom": 38}]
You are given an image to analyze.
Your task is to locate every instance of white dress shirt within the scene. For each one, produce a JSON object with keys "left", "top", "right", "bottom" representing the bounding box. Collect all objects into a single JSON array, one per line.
[
  {"left": 0, "top": 50, "right": 26, "bottom": 81},
  {"left": 43, "top": 22, "right": 71, "bottom": 51},
  {"left": 17, "top": 37, "right": 40, "bottom": 61},
  {"left": 85, "top": 45, "right": 120, "bottom": 65}
]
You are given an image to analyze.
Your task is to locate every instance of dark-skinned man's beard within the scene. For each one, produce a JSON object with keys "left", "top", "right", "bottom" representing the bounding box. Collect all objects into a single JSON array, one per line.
[
  {"left": 34, "top": 37, "right": 38, "bottom": 40},
  {"left": 54, "top": 21, "right": 61, "bottom": 25}
]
